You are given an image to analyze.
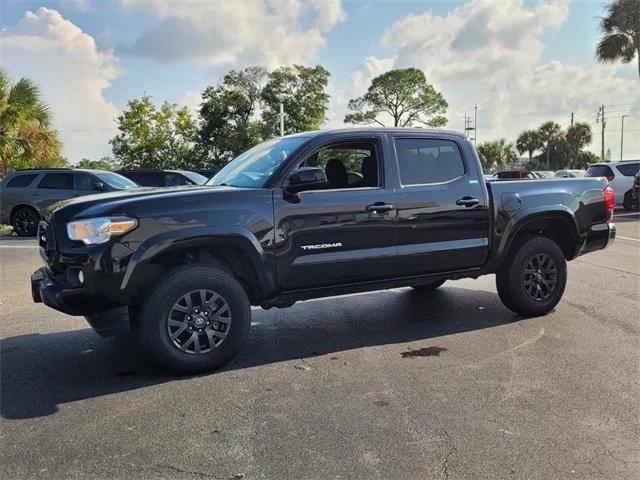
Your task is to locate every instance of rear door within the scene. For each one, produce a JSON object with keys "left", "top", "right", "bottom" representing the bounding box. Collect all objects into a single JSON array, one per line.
[
  {"left": 34, "top": 173, "right": 75, "bottom": 210},
  {"left": 274, "top": 136, "right": 397, "bottom": 290},
  {"left": 391, "top": 135, "right": 490, "bottom": 275}
]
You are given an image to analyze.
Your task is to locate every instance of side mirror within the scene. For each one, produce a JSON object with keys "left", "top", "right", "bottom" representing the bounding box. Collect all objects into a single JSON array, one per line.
[
  {"left": 284, "top": 167, "right": 327, "bottom": 193},
  {"left": 92, "top": 181, "right": 107, "bottom": 191}
]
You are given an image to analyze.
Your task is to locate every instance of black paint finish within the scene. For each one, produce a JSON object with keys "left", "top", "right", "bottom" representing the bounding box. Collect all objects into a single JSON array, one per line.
[{"left": 31, "top": 128, "right": 615, "bottom": 336}]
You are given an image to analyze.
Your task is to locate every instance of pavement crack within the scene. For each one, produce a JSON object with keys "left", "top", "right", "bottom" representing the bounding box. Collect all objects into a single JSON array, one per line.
[{"left": 441, "top": 429, "right": 456, "bottom": 479}]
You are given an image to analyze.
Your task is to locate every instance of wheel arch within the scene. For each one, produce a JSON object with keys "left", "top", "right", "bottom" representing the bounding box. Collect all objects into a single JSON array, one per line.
[
  {"left": 493, "top": 208, "right": 581, "bottom": 269},
  {"left": 121, "top": 226, "right": 275, "bottom": 305}
]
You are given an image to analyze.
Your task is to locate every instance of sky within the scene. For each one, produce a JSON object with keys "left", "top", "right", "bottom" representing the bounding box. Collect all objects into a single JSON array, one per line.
[{"left": 1, "top": 0, "right": 639, "bottom": 163}]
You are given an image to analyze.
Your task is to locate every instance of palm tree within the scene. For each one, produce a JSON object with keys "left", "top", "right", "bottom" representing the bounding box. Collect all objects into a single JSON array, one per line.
[
  {"left": 566, "top": 122, "right": 593, "bottom": 167},
  {"left": 596, "top": 0, "right": 640, "bottom": 78},
  {"left": 0, "top": 69, "right": 62, "bottom": 176},
  {"left": 516, "top": 130, "right": 543, "bottom": 163},
  {"left": 477, "top": 139, "right": 517, "bottom": 172},
  {"left": 537, "top": 121, "right": 563, "bottom": 168}
]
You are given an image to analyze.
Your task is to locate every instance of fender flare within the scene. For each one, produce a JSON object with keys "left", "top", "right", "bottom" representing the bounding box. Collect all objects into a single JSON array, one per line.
[
  {"left": 492, "top": 205, "right": 581, "bottom": 268},
  {"left": 120, "top": 225, "right": 274, "bottom": 297}
]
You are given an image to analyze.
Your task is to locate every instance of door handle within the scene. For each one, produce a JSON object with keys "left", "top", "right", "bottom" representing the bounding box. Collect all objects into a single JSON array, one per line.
[
  {"left": 456, "top": 197, "right": 480, "bottom": 207},
  {"left": 365, "top": 202, "right": 394, "bottom": 213}
]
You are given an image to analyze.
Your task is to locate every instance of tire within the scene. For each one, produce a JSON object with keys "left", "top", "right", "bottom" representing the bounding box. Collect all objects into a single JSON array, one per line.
[
  {"left": 11, "top": 206, "right": 39, "bottom": 237},
  {"left": 623, "top": 190, "right": 637, "bottom": 211},
  {"left": 138, "top": 265, "right": 251, "bottom": 374},
  {"left": 411, "top": 279, "right": 446, "bottom": 292},
  {"left": 495, "top": 236, "right": 567, "bottom": 316}
]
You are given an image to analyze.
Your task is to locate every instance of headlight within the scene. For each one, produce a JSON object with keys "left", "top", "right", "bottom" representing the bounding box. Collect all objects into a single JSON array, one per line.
[{"left": 67, "top": 217, "right": 138, "bottom": 245}]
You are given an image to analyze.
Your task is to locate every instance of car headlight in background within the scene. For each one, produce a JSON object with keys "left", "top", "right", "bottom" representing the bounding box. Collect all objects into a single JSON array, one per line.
[{"left": 67, "top": 217, "right": 138, "bottom": 245}]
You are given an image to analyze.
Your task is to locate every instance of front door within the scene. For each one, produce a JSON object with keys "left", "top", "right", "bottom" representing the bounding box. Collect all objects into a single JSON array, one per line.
[
  {"left": 274, "top": 137, "right": 397, "bottom": 291},
  {"left": 391, "top": 135, "right": 490, "bottom": 276}
]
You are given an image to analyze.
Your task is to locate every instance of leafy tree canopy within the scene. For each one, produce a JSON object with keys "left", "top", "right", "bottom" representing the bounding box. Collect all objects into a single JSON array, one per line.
[
  {"left": 76, "top": 156, "right": 119, "bottom": 170},
  {"left": 110, "top": 95, "right": 200, "bottom": 170},
  {"left": 198, "top": 66, "right": 266, "bottom": 167},
  {"left": 344, "top": 68, "right": 448, "bottom": 128},
  {"left": 261, "top": 64, "right": 330, "bottom": 137}
]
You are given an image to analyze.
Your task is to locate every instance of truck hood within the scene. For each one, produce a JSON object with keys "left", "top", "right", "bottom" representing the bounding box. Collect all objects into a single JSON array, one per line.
[{"left": 43, "top": 185, "right": 235, "bottom": 221}]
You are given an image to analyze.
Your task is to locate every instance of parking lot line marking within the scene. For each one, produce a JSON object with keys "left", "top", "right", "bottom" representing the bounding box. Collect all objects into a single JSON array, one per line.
[
  {"left": 617, "top": 236, "right": 640, "bottom": 242},
  {"left": 0, "top": 245, "right": 39, "bottom": 248}
]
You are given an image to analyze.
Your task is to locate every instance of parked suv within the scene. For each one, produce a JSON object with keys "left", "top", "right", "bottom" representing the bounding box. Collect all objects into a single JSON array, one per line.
[
  {"left": 0, "top": 168, "right": 138, "bottom": 236},
  {"left": 117, "top": 170, "right": 207, "bottom": 187},
  {"left": 586, "top": 161, "right": 640, "bottom": 210}
]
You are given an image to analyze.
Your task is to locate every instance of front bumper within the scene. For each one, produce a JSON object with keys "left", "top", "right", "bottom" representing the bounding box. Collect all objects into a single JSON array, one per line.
[{"left": 31, "top": 267, "right": 131, "bottom": 336}]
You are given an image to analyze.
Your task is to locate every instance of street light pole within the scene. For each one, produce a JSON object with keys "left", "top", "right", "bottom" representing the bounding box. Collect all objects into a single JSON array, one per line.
[{"left": 620, "top": 115, "right": 628, "bottom": 161}]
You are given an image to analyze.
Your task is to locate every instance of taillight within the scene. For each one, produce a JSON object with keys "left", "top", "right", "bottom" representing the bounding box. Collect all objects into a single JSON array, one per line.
[{"left": 603, "top": 186, "right": 614, "bottom": 222}]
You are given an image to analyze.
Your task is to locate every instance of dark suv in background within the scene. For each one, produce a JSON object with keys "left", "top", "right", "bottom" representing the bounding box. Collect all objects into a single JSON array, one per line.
[
  {"left": 117, "top": 170, "right": 207, "bottom": 187},
  {"left": 0, "top": 168, "right": 138, "bottom": 236}
]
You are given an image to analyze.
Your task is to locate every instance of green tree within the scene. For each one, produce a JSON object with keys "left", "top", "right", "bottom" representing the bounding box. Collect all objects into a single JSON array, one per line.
[
  {"left": 0, "top": 69, "right": 63, "bottom": 176},
  {"left": 596, "top": 0, "right": 640, "bottom": 78},
  {"left": 344, "top": 68, "right": 447, "bottom": 128},
  {"left": 537, "top": 121, "right": 563, "bottom": 168},
  {"left": 76, "top": 156, "right": 119, "bottom": 170},
  {"left": 566, "top": 122, "right": 593, "bottom": 167},
  {"left": 261, "top": 65, "right": 330, "bottom": 137},
  {"left": 477, "top": 139, "right": 517, "bottom": 172},
  {"left": 110, "top": 95, "right": 200, "bottom": 170},
  {"left": 198, "top": 66, "right": 266, "bottom": 167},
  {"left": 516, "top": 129, "right": 542, "bottom": 163}
]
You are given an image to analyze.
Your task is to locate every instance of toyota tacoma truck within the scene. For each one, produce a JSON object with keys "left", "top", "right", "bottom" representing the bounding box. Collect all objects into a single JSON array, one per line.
[{"left": 31, "top": 129, "right": 616, "bottom": 373}]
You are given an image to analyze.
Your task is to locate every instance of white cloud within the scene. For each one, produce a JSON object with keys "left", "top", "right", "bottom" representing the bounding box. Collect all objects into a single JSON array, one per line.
[
  {"left": 0, "top": 7, "right": 121, "bottom": 162},
  {"left": 311, "top": 0, "right": 347, "bottom": 32},
  {"left": 335, "top": 0, "right": 640, "bottom": 158},
  {"left": 119, "top": 0, "right": 344, "bottom": 68}
]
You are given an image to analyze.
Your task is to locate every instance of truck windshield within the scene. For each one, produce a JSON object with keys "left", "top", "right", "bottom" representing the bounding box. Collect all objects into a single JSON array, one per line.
[
  {"left": 95, "top": 171, "right": 138, "bottom": 189},
  {"left": 207, "top": 137, "right": 308, "bottom": 188}
]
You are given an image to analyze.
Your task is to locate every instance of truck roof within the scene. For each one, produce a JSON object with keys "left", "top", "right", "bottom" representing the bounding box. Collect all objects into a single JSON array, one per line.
[{"left": 284, "top": 127, "right": 467, "bottom": 140}]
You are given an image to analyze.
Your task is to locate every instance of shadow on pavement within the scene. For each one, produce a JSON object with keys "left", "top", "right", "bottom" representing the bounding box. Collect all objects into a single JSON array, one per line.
[{"left": 1, "top": 286, "right": 523, "bottom": 420}]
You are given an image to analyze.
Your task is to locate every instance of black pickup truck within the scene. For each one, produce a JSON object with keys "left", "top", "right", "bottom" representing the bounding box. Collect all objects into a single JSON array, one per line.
[{"left": 31, "top": 128, "right": 616, "bottom": 373}]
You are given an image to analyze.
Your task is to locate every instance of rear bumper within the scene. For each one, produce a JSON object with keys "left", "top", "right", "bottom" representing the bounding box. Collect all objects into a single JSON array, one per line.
[
  {"left": 578, "top": 222, "right": 615, "bottom": 256},
  {"left": 31, "top": 267, "right": 131, "bottom": 336}
]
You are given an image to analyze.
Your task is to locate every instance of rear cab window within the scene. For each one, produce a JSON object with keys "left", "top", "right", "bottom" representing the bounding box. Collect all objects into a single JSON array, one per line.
[
  {"left": 6, "top": 173, "right": 38, "bottom": 188},
  {"left": 395, "top": 138, "right": 465, "bottom": 185},
  {"left": 38, "top": 173, "right": 73, "bottom": 189}
]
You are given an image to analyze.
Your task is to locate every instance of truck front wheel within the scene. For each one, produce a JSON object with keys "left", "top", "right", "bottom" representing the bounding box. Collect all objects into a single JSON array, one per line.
[
  {"left": 496, "top": 236, "right": 567, "bottom": 316},
  {"left": 138, "top": 265, "right": 251, "bottom": 374}
]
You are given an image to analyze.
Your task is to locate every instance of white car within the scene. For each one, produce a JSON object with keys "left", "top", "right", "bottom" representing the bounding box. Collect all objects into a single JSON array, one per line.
[
  {"left": 586, "top": 161, "right": 640, "bottom": 210},
  {"left": 553, "top": 169, "right": 586, "bottom": 178}
]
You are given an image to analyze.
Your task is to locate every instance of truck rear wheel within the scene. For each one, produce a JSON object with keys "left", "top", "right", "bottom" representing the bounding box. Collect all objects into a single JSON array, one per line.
[
  {"left": 11, "top": 206, "right": 39, "bottom": 237},
  {"left": 496, "top": 236, "right": 567, "bottom": 316},
  {"left": 138, "top": 265, "right": 251, "bottom": 374}
]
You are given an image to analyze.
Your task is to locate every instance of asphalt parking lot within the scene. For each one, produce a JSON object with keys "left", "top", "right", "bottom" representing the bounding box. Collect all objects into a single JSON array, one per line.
[{"left": 1, "top": 211, "right": 638, "bottom": 480}]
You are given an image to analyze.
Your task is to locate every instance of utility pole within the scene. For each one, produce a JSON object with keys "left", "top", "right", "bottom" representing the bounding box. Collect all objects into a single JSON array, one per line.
[
  {"left": 570, "top": 112, "right": 574, "bottom": 127},
  {"left": 464, "top": 113, "right": 475, "bottom": 141},
  {"left": 596, "top": 105, "right": 606, "bottom": 160},
  {"left": 474, "top": 103, "right": 478, "bottom": 145},
  {"left": 279, "top": 103, "right": 284, "bottom": 137},
  {"left": 621, "top": 114, "right": 628, "bottom": 161}
]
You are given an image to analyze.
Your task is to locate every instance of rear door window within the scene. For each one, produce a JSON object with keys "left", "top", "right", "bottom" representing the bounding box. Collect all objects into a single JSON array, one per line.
[
  {"left": 6, "top": 174, "right": 38, "bottom": 188},
  {"left": 395, "top": 138, "right": 465, "bottom": 185},
  {"left": 38, "top": 173, "right": 73, "bottom": 189},
  {"left": 616, "top": 163, "right": 640, "bottom": 176}
]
